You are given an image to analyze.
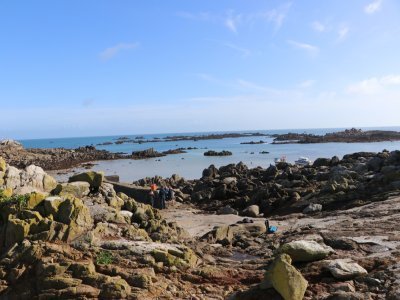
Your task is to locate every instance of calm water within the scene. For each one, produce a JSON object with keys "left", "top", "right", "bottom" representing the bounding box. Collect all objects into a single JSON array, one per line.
[{"left": 19, "top": 127, "right": 400, "bottom": 182}]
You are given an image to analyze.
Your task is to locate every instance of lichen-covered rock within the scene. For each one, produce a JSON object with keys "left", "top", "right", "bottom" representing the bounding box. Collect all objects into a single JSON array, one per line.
[
  {"left": 264, "top": 253, "right": 308, "bottom": 300},
  {"left": 43, "top": 196, "right": 63, "bottom": 216},
  {"left": 279, "top": 240, "right": 334, "bottom": 262},
  {"left": 108, "top": 196, "right": 124, "bottom": 210},
  {"left": 26, "top": 192, "right": 46, "bottom": 209},
  {"left": 55, "top": 197, "right": 93, "bottom": 241},
  {"left": 99, "top": 276, "right": 131, "bottom": 299},
  {"left": 5, "top": 218, "right": 31, "bottom": 247},
  {"left": 59, "top": 182, "right": 90, "bottom": 198},
  {"left": 1, "top": 187, "right": 13, "bottom": 198},
  {"left": 153, "top": 249, "right": 189, "bottom": 269},
  {"left": 69, "top": 171, "right": 104, "bottom": 189},
  {"left": 0, "top": 157, "right": 6, "bottom": 172}
]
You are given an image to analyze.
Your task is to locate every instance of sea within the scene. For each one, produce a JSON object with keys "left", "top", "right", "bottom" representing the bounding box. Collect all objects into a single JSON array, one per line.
[{"left": 18, "top": 127, "right": 400, "bottom": 183}]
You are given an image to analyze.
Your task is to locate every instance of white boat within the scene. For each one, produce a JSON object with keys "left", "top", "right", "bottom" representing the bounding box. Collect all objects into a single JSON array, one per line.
[
  {"left": 274, "top": 156, "right": 287, "bottom": 164},
  {"left": 295, "top": 157, "right": 312, "bottom": 166}
]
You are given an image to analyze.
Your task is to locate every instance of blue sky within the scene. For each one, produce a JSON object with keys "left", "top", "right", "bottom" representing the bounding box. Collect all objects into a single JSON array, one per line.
[{"left": 1, "top": 0, "right": 400, "bottom": 139}]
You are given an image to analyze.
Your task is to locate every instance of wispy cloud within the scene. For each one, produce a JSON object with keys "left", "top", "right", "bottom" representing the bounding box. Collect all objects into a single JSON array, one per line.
[
  {"left": 364, "top": 0, "right": 383, "bottom": 14},
  {"left": 177, "top": 3, "right": 292, "bottom": 33},
  {"left": 287, "top": 40, "right": 319, "bottom": 54},
  {"left": 175, "top": 11, "right": 213, "bottom": 21},
  {"left": 221, "top": 42, "right": 251, "bottom": 57},
  {"left": 311, "top": 21, "right": 326, "bottom": 32},
  {"left": 257, "top": 2, "right": 292, "bottom": 30},
  {"left": 347, "top": 75, "right": 400, "bottom": 94},
  {"left": 224, "top": 10, "right": 241, "bottom": 33},
  {"left": 224, "top": 18, "right": 237, "bottom": 33},
  {"left": 338, "top": 25, "right": 349, "bottom": 41},
  {"left": 99, "top": 42, "right": 139, "bottom": 60},
  {"left": 298, "top": 80, "right": 316, "bottom": 88},
  {"left": 237, "top": 79, "right": 271, "bottom": 92}
]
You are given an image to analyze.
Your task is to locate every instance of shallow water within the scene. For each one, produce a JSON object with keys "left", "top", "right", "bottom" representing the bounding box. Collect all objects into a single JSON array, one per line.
[{"left": 20, "top": 127, "right": 400, "bottom": 182}]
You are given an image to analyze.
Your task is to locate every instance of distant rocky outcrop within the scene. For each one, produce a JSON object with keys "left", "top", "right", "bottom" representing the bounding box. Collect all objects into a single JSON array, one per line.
[
  {"left": 204, "top": 150, "right": 233, "bottom": 156},
  {"left": 272, "top": 128, "right": 400, "bottom": 144}
]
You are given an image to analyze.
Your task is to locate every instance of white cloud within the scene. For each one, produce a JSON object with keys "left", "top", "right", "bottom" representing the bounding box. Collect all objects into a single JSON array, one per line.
[
  {"left": 225, "top": 17, "right": 238, "bottom": 33},
  {"left": 311, "top": 21, "right": 326, "bottom": 32},
  {"left": 258, "top": 2, "right": 292, "bottom": 30},
  {"left": 298, "top": 80, "right": 316, "bottom": 88},
  {"left": 364, "top": 0, "right": 383, "bottom": 14},
  {"left": 381, "top": 75, "right": 400, "bottom": 85},
  {"left": 237, "top": 79, "right": 271, "bottom": 92},
  {"left": 287, "top": 40, "right": 319, "bottom": 54},
  {"left": 99, "top": 43, "right": 139, "bottom": 60},
  {"left": 338, "top": 26, "right": 349, "bottom": 41},
  {"left": 347, "top": 75, "right": 400, "bottom": 94}
]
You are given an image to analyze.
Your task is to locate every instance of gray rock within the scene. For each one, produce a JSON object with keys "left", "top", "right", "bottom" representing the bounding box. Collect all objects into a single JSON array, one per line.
[
  {"left": 326, "top": 259, "right": 368, "bottom": 279},
  {"left": 279, "top": 240, "right": 334, "bottom": 262}
]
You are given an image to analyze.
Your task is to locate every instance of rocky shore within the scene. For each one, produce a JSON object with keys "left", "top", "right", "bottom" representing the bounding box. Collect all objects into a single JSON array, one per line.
[
  {"left": 0, "top": 141, "right": 190, "bottom": 171},
  {"left": 1, "top": 147, "right": 400, "bottom": 299},
  {"left": 0, "top": 140, "right": 125, "bottom": 171},
  {"left": 272, "top": 128, "right": 400, "bottom": 144}
]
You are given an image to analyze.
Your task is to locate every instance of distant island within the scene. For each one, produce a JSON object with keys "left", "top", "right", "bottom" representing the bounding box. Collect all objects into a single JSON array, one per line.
[
  {"left": 272, "top": 128, "right": 400, "bottom": 144},
  {"left": 97, "top": 132, "right": 268, "bottom": 146}
]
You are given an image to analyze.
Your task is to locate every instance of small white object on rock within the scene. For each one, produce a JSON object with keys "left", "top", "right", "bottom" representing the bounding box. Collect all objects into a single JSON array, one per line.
[{"left": 303, "top": 203, "right": 323, "bottom": 214}]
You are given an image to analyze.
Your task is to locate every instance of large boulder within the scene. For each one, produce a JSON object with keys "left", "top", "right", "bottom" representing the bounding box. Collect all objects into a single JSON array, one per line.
[
  {"left": 3, "top": 164, "right": 57, "bottom": 194},
  {"left": 4, "top": 166, "right": 21, "bottom": 189},
  {"left": 313, "top": 158, "right": 331, "bottom": 167},
  {"left": 54, "top": 197, "right": 93, "bottom": 240},
  {"left": 263, "top": 254, "right": 308, "bottom": 300},
  {"left": 5, "top": 218, "right": 31, "bottom": 247},
  {"left": 69, "top": 171, "right": 104, "bottom": 190},
  {"left": 59, "top": 182, "right": 90, "bottom": 198},
  {"left": 279, "top": 240, "right": 334, "bottom": 262},
  {"left": 201, "top": 225, "right": 238, "bottom": 245},
  {"left": 99, "top": 277, "right": 131, "bottom": 299},
  {"left": 202, "top": 165, "right": 219, "bottom": 179},
  {"left": 325, "top": 259, "right": 368, "bottom": 279},
  {"left": 242, "top": 205, "right": 259, "bottom": 217}
]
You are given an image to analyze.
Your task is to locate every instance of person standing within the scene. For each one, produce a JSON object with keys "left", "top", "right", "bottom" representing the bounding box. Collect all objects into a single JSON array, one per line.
[
  {"left": 158, "top": 186, "right": 167, "bottom": 209},
  {"left": 148, "top": 190, "right": 155, "bottom": 207}
]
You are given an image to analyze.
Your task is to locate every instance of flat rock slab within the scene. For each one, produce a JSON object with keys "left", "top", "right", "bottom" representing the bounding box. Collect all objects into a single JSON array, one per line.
[
  {"left": 325, "top": 259, "right": 368, "bottom": 279},
  {"left": 98, "top": 238, "right": 185, "bottom": 256}
]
